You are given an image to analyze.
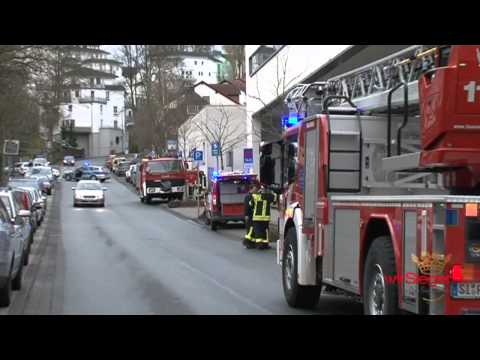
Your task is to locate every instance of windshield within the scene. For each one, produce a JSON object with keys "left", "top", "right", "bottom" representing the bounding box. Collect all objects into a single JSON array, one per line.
[
  {"left": 148, "top": 160, "right": 182, "bottom": 173},
  {"left": 65, "top": 156, "right": 74, "bottom": 160},
  {"left": 30, "top": 168, "right": 52, "bottom": 176},
  {"left": 77, "top": 183, "right": 102, "bottom": 191},
  {"left": 284, "top": 135, "right": 298, "bottom": 186}
]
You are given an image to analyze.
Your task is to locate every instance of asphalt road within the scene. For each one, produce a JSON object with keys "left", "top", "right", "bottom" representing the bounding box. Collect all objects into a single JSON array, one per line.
[{"left": 2, "top": 170, "right": 363, "bottom": 315}]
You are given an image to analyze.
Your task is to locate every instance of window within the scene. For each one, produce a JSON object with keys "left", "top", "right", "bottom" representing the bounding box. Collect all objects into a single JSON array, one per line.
[
  {"left": 100, "top": 105, "right": 103, "bottom": 113},
  {"left": 75, "top": 90, "right": 79, "bottom": 97},
  {"left": 96, "top": 78, "right": 101, "bottom": 85},
  {"left": 68, "top": 105, "right": 72, "bottom": 112},
  {"left": 194, "top": 61, "right": 197, "bottom": 65},
  {"left": 249, "top": 45, "right": 285, "bottom": 76},
  {"left": 201, "top": 61, "right": 204, "bottom": 65},
  {"left": 114, "top": 106, "right": 118, "bottom": 114},
  {"left": 208, "top": 72, "right": 211, "bottom": 76},
  {"left": 114, "top": 120, "right": 118, "bottom": 128},
  {"left": 202, "top": 96, "right": 210, "bottom": 103},
  {"left": 90, "top": 78, "right": 94, "bottom": 87},
  {"left": 106, "top": 91, "right": 109, "bottom": 101},
  {"left": 91, "top": 91, "right": 95, "bottom": 98},
  {"left": 226, "top": 151, "right": 233, "bottom": 168},
  {"left": 115, "top": 136, "right": 120, "bottom": 145}
]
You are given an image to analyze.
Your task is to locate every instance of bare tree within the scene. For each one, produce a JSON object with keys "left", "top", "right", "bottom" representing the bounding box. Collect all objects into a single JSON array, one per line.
[
  {"left": 223, "top": 45, "right": 245, "bottom": 80},
  {"left": 191, "top": 105, "right": 245, "bottom": 170}
]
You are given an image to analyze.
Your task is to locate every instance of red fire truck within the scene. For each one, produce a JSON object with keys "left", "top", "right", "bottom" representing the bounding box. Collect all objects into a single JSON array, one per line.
[
  {"left": 137, "top": 157, "right": 187, "bottom": 204},
  {"left": 273, "top": 45, "right": 480, "bottom": 315}
]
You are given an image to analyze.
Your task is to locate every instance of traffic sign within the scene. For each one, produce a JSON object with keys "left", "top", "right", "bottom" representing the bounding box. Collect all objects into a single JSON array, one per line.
[
  {"left": 193, "top": 150, "right": 203, "bottom": 161},
  {"left": 3, "top": 140, "right": 19, "bottom": 156},
  {"left": 211, "top": 142, "right": 220, "bottom": 156},
  {"left": 244, "top": 148, "right": 253, "bottom": 164},
  {"left": 167, "top": 140, "right": 177, "bottom": 151}
]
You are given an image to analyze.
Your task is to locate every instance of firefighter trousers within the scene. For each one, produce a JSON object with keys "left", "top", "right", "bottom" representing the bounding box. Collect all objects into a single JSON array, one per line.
[{"left": 251, "top": 220, "right": 269, "bottom": 244}]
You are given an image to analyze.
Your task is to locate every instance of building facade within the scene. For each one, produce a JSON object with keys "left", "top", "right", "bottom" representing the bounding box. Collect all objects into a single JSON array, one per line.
[
  {"left": 57, "top": 45, "right": 127, "bottom": 158},
  {"left": 178, "top": 105, "right": 247, "bottom": 177}
]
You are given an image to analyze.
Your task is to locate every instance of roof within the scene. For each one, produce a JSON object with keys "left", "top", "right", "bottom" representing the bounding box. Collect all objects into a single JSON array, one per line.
[
  {"left": 222, "top": 79, "right": 246, "bottom": 93},
  {"left": 194, "top": 81, "right": 242, "bottom": 104},
  {"left": 66, "top": 67, "right": 117, "bottom": 79}
]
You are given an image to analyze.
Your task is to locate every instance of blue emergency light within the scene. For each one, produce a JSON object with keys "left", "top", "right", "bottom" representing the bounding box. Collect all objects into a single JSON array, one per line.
[{"left": 283, "top": 113, "right": 303, "bottom": 128}]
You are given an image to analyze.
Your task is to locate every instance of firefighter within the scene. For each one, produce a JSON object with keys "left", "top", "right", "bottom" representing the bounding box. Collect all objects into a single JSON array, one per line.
[
  {"left": 250, "top": 184, "right": 277, "bottom": 250},
  {"left": 243, "top": 184, "right": 258, "bottom": 249}
]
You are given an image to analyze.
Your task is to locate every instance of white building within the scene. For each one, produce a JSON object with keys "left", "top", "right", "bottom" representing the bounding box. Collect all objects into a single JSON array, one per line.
[
  {"left": 57, "top": 45, "right": 127, "bottom": 158},
  {"left": 178, "top": 105, "right": 247, "bottom": 177},
  {"left": 175, "top": 51, "right": 224, "bottom": 84}
]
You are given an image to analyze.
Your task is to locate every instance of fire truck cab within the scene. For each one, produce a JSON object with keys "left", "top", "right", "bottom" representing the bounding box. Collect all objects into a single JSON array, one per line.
[
  {"left": 137, "top": 157, "right": 187, "bottom": 204},
  {"left": 275, "top": 45, "right": 480, "bottom": 315}
]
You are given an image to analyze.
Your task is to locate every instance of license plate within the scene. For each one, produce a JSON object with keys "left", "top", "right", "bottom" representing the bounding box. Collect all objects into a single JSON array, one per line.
[{"left": 451, "top": 283, "right": 480, "bottom": 299}]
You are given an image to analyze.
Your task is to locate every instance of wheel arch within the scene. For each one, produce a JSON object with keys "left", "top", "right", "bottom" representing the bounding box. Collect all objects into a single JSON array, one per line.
[{"left": 359, "top": 215, "right": 399, "bottom": 296}]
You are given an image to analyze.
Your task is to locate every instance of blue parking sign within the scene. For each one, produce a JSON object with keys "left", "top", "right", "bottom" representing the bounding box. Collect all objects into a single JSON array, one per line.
[
  {"left": 212, "top": 142, "right": 220, "bottom": 156},
  {"left": 193, "top": 150, "right": 203, "bottom": 161}
]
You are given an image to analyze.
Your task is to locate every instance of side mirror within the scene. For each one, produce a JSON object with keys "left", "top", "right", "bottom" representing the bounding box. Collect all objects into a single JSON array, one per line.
[
  {"left": 72, "top": 187, "right": 76, "bottom": 190},
  {"left": 19, "top": 209, "right": 31, "bottom": 217}
]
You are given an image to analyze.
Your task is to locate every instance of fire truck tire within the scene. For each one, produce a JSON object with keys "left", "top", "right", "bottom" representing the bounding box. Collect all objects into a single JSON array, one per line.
[
  {"left": 282, "top": 228, "right": 321, "bottom": 309},
  {"left": 363, "top": 236, "right": 399, "bottom": 315},
  {"left": 146, "top": 196, "right": 152, "bottom": 204}
]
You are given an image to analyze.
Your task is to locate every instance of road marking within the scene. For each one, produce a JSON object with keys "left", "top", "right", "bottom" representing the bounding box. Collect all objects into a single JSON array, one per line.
[{"left": 176, "top": 258, "right": 273, "bottom": 315}]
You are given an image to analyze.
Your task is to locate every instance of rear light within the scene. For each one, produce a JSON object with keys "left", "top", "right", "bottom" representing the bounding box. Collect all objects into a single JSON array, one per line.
[
  {"left": 450, "top": 264, "right": 475, "bottom": 282},
  {"left": 212, "top": 194, "right": 217, "bottom": 206},
  {"left": 451, "top": 265, "right": 464, "bottom": 282}
]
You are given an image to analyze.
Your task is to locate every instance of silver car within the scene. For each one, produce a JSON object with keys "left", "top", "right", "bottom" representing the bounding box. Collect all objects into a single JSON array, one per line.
[
  {"left": 72, "top": 180, "right": 107, "bottom": 207},
  {"left": 0, "top": 191, "right": 30, "bottom": 306}
]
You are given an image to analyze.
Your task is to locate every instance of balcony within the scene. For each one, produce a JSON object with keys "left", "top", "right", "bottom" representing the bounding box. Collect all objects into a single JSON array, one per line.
[{"left": 78, "top": 96, "right": 107, "bottom": 104}]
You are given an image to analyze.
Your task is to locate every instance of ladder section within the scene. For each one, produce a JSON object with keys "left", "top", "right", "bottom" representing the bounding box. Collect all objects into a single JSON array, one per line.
[
  {"left": 327, "top": 116, "right": 362, "bottom": 193},
  {"left": 285, "top": 45, "right": 436, "bottom": 115}
]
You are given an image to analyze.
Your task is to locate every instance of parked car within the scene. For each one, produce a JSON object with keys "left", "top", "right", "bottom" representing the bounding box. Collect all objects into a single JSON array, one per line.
[
  {"left": 27, "top": 175, "right": 52, "bottom": 195},
  {"left": 63, "top": 155, "right": 75, "bottom": 166},
  {"left": 15, "top": 186, "right": 45, "bottom": 228},
  {"left": 0, "top": 188, "right": 32, "bottom": 268},
  {"left": 112, "top": 157, "right": 126, "bottom": 174},
  {"left": 90, "top": 166, "right": 110, "bottom": 181},
  {"left": 27, "top": 166, "right": 55, "bottom": 184},
  {"left": 0, "top": 197, "right": 26, "bottom": 307},
  {"left": 64, "top": 166, "right": 107, "bottom": 182},
  {"left": 33, "top": 158, "right": 48, "bottom": 167},
  {"left": 72, "top": 180, "right": 107, "bottom": 207},
  {"left": 8, "top": 178, "right": 44, "bottom": 197},
  {"left": 126, "top": 164, "right": 136, "bottom": 183},
  {"left": 116, "top": 161, "right": 130, "bottom": 177}
]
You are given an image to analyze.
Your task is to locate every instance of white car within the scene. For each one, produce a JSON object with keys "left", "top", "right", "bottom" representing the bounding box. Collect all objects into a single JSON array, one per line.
[{"left": 72, "top": 180, "right": 107, "bottom": 207}]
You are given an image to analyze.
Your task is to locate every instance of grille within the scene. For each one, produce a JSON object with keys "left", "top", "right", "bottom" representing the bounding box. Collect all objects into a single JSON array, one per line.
[{"left": 146, "top": 179, "right": 185, "bottom": 187}]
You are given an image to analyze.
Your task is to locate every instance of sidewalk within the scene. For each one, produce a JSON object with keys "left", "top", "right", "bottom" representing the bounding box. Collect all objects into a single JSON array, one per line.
[{"left": 166, "top": 204, "right": 280, "bottom": 241}]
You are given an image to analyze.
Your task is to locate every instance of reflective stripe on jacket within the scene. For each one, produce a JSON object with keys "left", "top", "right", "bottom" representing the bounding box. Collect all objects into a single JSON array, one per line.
[{"left": 251, "top": 192, "right": 277, "bottom": 221}]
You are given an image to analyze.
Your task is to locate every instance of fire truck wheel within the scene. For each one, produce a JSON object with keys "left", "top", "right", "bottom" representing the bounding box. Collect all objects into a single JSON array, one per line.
[
  {"left": 282, "top": 227, "right": 321, "bottom": 309},
  {"left": 363, "top": 236, "right": 399, "bottom": 315}
]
